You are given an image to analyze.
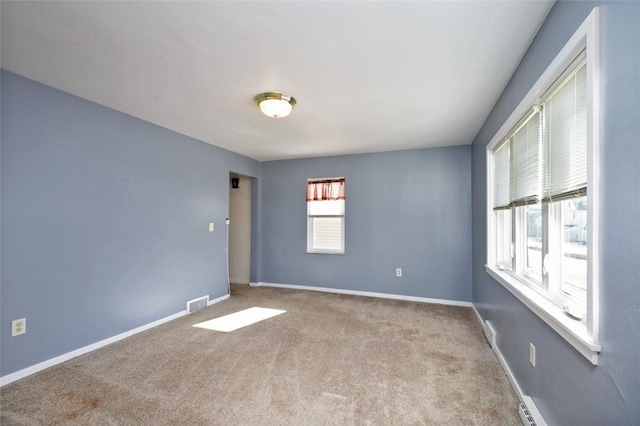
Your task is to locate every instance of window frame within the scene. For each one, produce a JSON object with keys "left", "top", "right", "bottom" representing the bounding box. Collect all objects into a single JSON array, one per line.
[
  {"left": 306, "top": 178, "right": 346, "bottom": 255},
  {"left": 485, "top": 9, "right": 600, "bottom": 364},
  {"left": 494, "top": 208, "right": 513, "bottom": 271}
]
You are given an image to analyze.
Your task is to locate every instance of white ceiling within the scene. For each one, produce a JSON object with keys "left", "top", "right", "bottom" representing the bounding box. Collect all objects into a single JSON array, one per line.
[{"left": 1, "top": 1, "right": 553, "bottom": 161}]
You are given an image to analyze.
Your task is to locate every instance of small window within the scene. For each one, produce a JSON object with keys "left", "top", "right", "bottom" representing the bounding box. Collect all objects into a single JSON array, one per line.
[{"left": 307, "top": 178, "right": 345, "bottom": 254}]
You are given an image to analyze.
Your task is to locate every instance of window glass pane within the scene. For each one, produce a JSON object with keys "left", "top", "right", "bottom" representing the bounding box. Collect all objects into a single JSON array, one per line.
[
  {"left": 496, "top": 209, "right": 512, "bottom": 268},
  {"left": 525, "top": 204, "right": 542, "bottom": 280},
  {"left": 493, "top": 142, "right": 510, "bottom": 208},
  {"left": 308, "top": 199, "right": 345, "bottom": 216},
  {"left": 560, "top": 196, "right": 587, "bottom": 305}
]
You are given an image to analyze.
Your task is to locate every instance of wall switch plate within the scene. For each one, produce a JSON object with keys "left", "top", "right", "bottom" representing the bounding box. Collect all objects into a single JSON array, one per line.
[
  {"left": 209, "top": 223, "right": 215, "bottom": 232},
  {"left": 396, "top": 268, "right": 402, "bottom": 277},
  {"left": 12, "top": 318, "right": 26, "bottom": 337},
  {"left": 529, "top": 342, "right": 536, "bottom": 367}
]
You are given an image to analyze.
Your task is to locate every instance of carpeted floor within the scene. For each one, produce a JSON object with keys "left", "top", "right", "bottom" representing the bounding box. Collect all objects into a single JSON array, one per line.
[{"left": 1, "top": 285, "right": 521, "bottom": 425}]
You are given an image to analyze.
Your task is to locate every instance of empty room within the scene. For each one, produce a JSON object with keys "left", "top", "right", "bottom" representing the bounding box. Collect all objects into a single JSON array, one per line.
[{"left": 1, "top": 1, "right": 638, "bottom": 425}]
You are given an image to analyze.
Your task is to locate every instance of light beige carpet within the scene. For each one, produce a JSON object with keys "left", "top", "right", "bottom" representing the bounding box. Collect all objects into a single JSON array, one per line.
[{"left": 1, "top": 285, "right": 521, "bottom": 425}]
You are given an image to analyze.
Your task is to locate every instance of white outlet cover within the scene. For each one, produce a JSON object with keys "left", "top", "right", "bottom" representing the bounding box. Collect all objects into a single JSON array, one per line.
[
  {"left": 529, "top": 342, "right": 536, "bottom": 367},
  {"left": 12, "top": 318, "right": 26, "bottom": 337}
]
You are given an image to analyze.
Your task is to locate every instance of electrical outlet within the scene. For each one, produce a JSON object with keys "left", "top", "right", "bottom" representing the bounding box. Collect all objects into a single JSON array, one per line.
[
  {"left": 396, "top": 268, "right": 402, "bottom": 277},
  {"left": 12, "top": 318, "right": 26, "bottom": 337},
  {"left": 209, "top": 222, "right": 215, "bottom": 232},
  {"left": 529, "top": 342, "right": 536, "bottom": 367}
]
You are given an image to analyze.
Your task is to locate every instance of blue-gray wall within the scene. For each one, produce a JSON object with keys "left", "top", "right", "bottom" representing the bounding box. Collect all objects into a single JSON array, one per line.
[
  {"left": 261, "top": 147, "right": 472, "bottom": 302},
  {"left": 3, "top": 3, "right": 639, "bottom": 423},
  {"left": 471, "top": 2, "right": 640, "bottom": 424},
  {"left": 0, "top": 71, "right": 260, "bottom": 376}
]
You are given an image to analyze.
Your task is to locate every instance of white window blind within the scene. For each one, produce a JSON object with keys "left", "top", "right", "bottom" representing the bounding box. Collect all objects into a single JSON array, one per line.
[
  {"left": 312, "top": 217, "right": 344, "bottom": 250},
  {"left": 511, "top": 110, "right": 541, "bottom": 206},
  {"left": 543, "top": 59, "right": 587, "bottom": 201},
  {"left": 493, "top": 108, "right": 541, "bottom": 210}
]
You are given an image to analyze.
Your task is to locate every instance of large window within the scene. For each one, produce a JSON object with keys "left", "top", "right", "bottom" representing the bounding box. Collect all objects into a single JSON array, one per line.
[
  {"left": 307, "top": 178, "right": 345, "bottom": 254},
  {"left": 486, "top": 9, "right": 600, "bottom": 364}
]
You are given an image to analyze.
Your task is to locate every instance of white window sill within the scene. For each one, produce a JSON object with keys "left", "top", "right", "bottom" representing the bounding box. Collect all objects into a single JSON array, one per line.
[
  {"left": 306, "top": 250, "right": 345, "bottom": 255},
  {"left": 485, "top": 265, "right": 600, "bottom": 365}
]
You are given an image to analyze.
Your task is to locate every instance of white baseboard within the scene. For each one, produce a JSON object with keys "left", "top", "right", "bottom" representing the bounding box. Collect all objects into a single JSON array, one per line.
[
  {"left": 471, "top": 304, "right": 526, "bottom": 404},
  {"left": 474, "top": 307, "right": 547, "bottom": 425},
  {"left": 252, "top": 282, "right": 472, "bottom": 307},
  {"left": 471, "top": 304, "right": 485, "bottom": 331},
  {"left": 208, "top": 294, "right": 230, "bottom": 306},
  {"left": 521, "top": 395, "right": 548, "bottom": 426},
  {"left": 1, "top": 295, "right": 229, "bottom": 387}
]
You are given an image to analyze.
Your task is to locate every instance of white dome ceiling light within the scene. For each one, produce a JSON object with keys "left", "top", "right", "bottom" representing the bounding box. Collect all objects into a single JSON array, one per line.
[{"left": 254, "top": 92, "right": 297, "bottom": 118}]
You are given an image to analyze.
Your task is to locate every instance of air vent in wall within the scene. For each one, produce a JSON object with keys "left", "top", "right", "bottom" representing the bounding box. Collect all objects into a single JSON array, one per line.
[
  {"left": 186, "top": 295, "right": 209, "bottom": 314},
  {"left": 484, "top": 320, "right": 497, "bottom": 347}
]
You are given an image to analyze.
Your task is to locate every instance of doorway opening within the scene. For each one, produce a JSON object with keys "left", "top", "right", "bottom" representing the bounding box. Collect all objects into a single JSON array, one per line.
[{"left": 228, "top": 173, "right": 253, "bottom": 286}]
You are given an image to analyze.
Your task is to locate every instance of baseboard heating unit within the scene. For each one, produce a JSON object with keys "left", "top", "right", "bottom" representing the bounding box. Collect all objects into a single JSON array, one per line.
[
  {"left": 186, "top": 295, "right": 209, "bottom": 314},
  {"left": 519, "top": 395, "right": 547, "bottom": 426}
]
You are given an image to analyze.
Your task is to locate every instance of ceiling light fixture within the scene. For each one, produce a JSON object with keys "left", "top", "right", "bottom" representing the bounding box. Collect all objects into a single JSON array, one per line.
[{"left": 254, "top": 92, "right": 296, "bottom": 118}]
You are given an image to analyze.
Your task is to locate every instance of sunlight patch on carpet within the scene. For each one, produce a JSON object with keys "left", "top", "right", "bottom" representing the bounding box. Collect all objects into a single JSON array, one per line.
[{"left": 193, "top": 307, "right": 286, "bottom": 332}]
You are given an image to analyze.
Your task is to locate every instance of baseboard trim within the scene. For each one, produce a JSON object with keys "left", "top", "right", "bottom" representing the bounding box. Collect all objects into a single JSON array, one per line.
[
  {"left": 252, "top": 282, "right": 472, "bottom": 307},
  {"left": 1, "top": 295, "right": 229, "bottom": 387},
  {"left": 208, "top": 294, "right": 230, "bottom": 306},
  {"left": 471, "top": 304, "right": 488, "bottom": 342},
  {"left": 474, "top": 308, "right": 548, "bottom": 425},
  {"left": 471, "top": 304, "right": 485, "bottom": 332},
  {"left": 471, "top": 304, "right": 525, "bottom": 402},
  {"left": 230, "top": 279, "right": 250, "bottom": 285}
]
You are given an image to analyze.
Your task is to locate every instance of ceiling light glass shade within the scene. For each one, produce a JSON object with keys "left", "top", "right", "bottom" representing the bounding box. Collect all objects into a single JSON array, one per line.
[{"left": 255, "top": 92, "right": 296, "bottom": 118}]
